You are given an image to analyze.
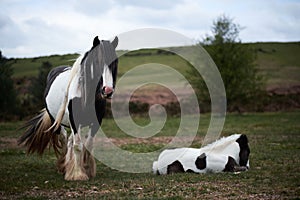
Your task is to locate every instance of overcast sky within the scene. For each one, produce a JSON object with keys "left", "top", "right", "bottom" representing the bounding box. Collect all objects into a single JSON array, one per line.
[{"left": 1, "top": 0, "right": 299, "bottom": 58}]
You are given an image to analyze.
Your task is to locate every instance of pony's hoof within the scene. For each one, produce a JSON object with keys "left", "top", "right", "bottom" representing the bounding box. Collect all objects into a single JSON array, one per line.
[
  {"left": 86, "top": 166, "right": 96, "bottom": 179},
  {"left": 64, "top": 160, "right": 89, "bottom": 181},
  {"left": 64, "top": 172, "right": 89, "bottom": 181},
  {"left": 233, "top": 166, "right": 248, "bottom": 172}
]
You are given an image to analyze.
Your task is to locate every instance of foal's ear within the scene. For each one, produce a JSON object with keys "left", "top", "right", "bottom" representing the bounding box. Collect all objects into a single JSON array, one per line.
[
  {"left": 111, "top": 36, "right": 118, "bottom": 49},
  {"left": 93, "top": 36, "right": 100, "bottom": 48}
]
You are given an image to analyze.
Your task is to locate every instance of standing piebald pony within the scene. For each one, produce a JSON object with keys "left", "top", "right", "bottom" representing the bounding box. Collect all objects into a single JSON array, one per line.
[{"left": 18, "top": 36, "right": 118, "bottom": 181}]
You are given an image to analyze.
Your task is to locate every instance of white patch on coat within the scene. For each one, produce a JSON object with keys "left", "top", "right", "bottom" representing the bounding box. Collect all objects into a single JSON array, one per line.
[
  {"left": 45, "top": 69, "right": 71, "bottom": 126},
  {"left": 102, "top": 64, "right": 113, "bottom": 88}
]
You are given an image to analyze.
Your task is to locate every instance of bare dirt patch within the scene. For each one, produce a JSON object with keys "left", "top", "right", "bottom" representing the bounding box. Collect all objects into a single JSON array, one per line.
[
  {"left": 97, "top": 136, "right": 203, "bottom": 147},
  {"left": 113, "top": 85, "right": 191, "bottom": 105},
  {"left": 113, "top": 84, "right": 300, "bottom": 112},
  {"left": 267, "top": 84, "right": 300, "bottom": 95},
  {"left": 0, "top": 137, "right": 21, "bottom": 150}
]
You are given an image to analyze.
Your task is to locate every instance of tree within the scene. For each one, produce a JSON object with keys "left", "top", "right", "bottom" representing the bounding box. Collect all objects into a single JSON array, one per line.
[
  {"left": 0, "top": 52, "right": 17, "bottom": 118},
  {"left": 189, "top": 15, "right": 264, "bottom": 112},
  {"left": 30, "top": 61, "right": 52, "bottom": 109},
  {"left": 203, "top": 14, "right": 241, "bottom": 45}
]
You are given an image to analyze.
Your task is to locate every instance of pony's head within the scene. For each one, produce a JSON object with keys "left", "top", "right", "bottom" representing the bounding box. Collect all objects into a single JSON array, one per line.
[
  {"left": 94, "top": 36, "right": 118, "bottom": 99},
  {"left": 80, "top": 36, "right": 118, "bottom": 102},
  {"left": 202, "top": 134, "right": 250, "bottom": 168}
]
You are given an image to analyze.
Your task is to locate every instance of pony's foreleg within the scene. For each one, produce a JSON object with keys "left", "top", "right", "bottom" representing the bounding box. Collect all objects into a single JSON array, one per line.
[
  {"left": 82, "top": 128, "right": 96, "bottom": 178},
  {"left": 64, "top": 126, "right": 88, "bottom": 181},
  {"left": 57, "top": 127, "right": 68, "bottom": 173}
]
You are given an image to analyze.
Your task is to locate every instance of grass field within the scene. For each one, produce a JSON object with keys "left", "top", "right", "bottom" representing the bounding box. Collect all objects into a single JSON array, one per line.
[
  {"left": 0, "top": 112, "right": 299, "bottom": 199},
  {"left": 7, "top": 42, "right": 300, "bottom": 89}
]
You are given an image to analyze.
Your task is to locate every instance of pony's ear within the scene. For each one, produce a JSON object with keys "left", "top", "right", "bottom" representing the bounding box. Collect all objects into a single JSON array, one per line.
[
  {"left": 111, "top": 36, "right": 118, "bottom": 49},
  {"left": 93, "top": 36, "right": 100, "bottom": 48}
]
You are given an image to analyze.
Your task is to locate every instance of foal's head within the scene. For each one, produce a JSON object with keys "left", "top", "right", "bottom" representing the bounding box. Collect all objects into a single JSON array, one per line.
[{"left": 236, "top": 134, "right": 250, "bottom": 167}]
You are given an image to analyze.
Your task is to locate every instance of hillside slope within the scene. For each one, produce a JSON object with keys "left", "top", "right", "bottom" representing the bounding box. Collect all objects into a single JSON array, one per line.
[{"left": 6, "top": 42, "right": 300, "bottom": 90}]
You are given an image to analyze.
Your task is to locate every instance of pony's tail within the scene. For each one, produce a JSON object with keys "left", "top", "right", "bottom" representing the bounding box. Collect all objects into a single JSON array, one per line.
[{"left": 18, "top": 109, "right": 62, "bottom": 156}]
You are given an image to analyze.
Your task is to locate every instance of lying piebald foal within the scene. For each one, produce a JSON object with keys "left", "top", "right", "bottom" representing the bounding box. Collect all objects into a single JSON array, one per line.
[{"left": 153, "top": 134, "right": 250, "bottom": 175}]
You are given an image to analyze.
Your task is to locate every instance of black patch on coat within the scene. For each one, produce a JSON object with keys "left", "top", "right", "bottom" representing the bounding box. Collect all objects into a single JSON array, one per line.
[
  {"left": 68, "top": 99, "right": 78, "bottom": 134},
  {"left": 223, "top": 156, "right": 237, "bottom": 172},
  {"left": 44, "top": 66, "right": 71, "bottom": 99},
  {"left": 195, "top": 153, "right": 207, "bottom": 170},
  {"left": 167, "top": 160, "right": 185, "bottom": 174},
  {"left": 67, "top": 81, "right": 107, "bottom": 136},
  {"left": 236, "top": 134, "right": 250, "bottom": 166},
  {"left": 68, "top": 96, "right": 106, "bottom": 136},
  {"left": 92, "top": 94, "right": 106, "bottom": 137}
]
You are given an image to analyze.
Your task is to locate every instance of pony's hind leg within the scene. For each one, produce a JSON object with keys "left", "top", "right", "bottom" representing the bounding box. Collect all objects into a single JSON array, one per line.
[
  {"left": 64, "top": 127, "right": 88, "bottom": 181},
  {"left": 82, "top": 128, "right": 96, "bottom": 178},
  {"left": 57, "top": 127, "right": 68, "bottom": 173}
]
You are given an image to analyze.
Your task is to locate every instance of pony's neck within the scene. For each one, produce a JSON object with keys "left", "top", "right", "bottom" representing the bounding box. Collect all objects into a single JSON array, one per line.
[
  {"left": 70, "top": 55, "right": 84, "bottom": 82},
  {"left": 201, "top": 134, "right": 239, "bottom": 152}
]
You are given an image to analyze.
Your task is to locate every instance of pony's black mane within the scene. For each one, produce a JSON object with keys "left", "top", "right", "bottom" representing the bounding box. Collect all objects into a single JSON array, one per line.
[
  {"left": 81, "top": 38, "right": 117, "bottom": 67},
  {"left": 101, "top": 40, "right": 118, "bottom": 67}
]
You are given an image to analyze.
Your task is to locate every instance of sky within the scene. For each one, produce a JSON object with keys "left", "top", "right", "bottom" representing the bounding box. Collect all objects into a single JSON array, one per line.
[{"left": 1, "top": 0, "right": 299, "bottom": 58}]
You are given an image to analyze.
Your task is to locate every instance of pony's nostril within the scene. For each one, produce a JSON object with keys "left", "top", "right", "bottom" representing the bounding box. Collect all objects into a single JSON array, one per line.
[
  {"left": 103, "top": 86, "right": 113, "bottom": 94},
  {"left": 101, "top": 86, "right": 114, "bottom": 98}
]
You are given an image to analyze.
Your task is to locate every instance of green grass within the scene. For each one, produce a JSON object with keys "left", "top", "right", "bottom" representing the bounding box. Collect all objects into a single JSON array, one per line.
[
  {"left": 9, "top": 54, "right": 78, "bottom": 78},
  {"left": 118, "top": 51, "right": 187, "bottom": 77},
  {"left": 0, "top": 112, "right": 299, "bottom": 199},
  {"left": 249, "top": 42, "right": 300, "bottom": 88}
]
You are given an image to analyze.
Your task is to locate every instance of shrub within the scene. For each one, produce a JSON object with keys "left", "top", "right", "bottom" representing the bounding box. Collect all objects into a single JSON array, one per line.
[
  {"left": 0, "top": 52, "right": 17, "bottom": 119},
  {"left": 188, "top": 15, "right": 265, "bottom": 112}
]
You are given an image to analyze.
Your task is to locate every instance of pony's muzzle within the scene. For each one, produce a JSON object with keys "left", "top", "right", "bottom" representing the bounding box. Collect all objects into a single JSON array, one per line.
[{"left": 101, "top": 86, "right": 114, "bottom": 99}]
